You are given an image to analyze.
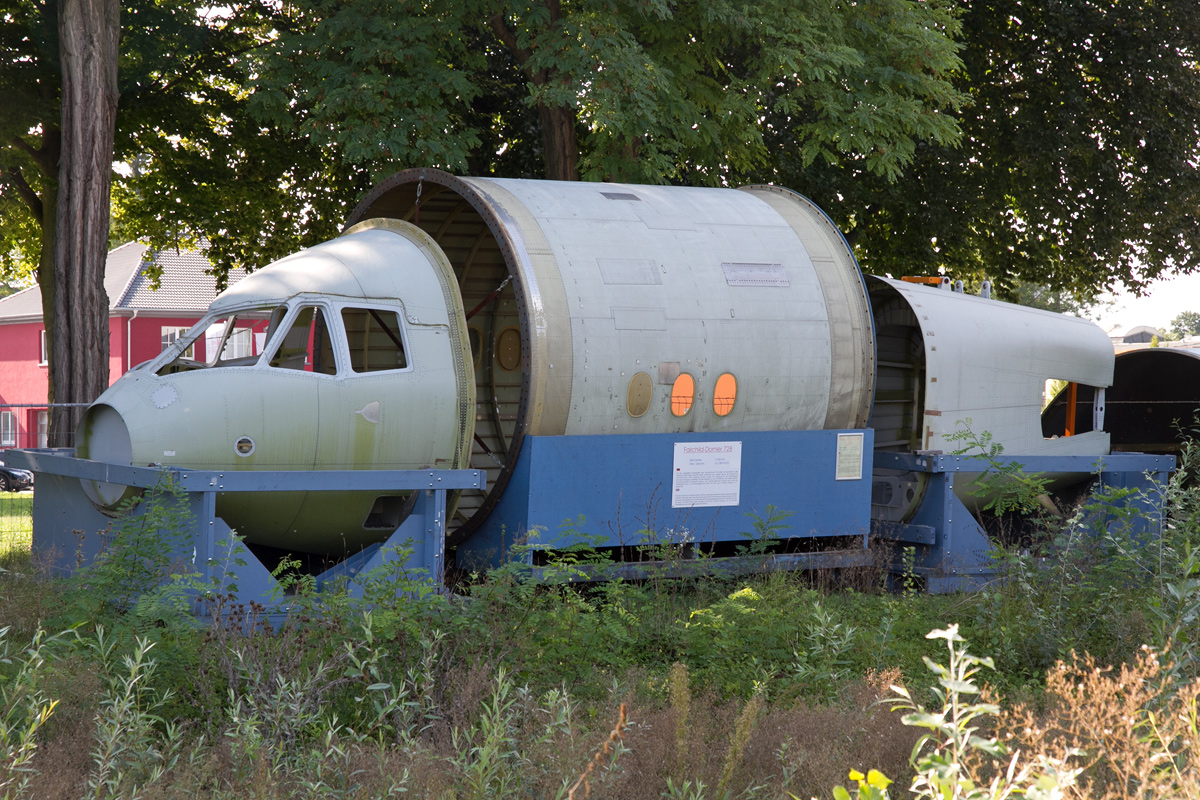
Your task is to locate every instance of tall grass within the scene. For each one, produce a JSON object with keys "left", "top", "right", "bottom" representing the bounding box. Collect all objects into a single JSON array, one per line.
[{"left": 0, "top": 444, "right": 1198, "bottom": 797}]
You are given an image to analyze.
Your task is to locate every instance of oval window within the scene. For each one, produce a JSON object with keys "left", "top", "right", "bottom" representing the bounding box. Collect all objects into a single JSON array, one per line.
[
  {"left": 627, "top": 372, "right": 653, "bottom": 418},
  {"left": 671, "top": 373, "right": 695, "bottom": 416},
  {"left": 713, "top": 373, "right": 737, "bottom": 416},
  {"left": 468, "top": 326, "right": 483, "bottom": 368},
  {"left": 496, "top": 327, "right": 522, "bottom": 371}
]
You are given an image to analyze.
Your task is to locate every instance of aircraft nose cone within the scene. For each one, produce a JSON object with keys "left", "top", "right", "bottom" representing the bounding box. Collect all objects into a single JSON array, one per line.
[{"left": 77, "top": 403, "right": 134, "bottom": 508}]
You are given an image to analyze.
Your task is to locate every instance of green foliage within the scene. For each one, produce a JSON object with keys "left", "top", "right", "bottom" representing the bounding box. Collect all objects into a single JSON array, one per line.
[
  {"left": 114, "top": 0, "right": 968, "bottom": 285},
  {"left": 5, "top": 435, "right": 1200, "bottom": 796},
  {"left": 343, "top": 613, "right": 443, "bottom": 745},
  {"left": 680, "top": 585, "right": 785, "bottom": 696},
  {"left": 449, "top": 667, "right": 522, "bottom": 799},
  {"left": 889, "top": 625, "right": 1007, "bottom": 798},
  {"left": 522, "top": 517, "right": 616, "bottom": 584},
  {"left": 0, "top": 627, "right": 62, "bottom": 799},
  {"left": 1009, "top": 279, "right": 1113, "bottom": 320},
  {"left": 831, "top": 768, "right": 893, "bottom": 800},
  {"left": 781, "top": 0, "right": 1200, "bottom": 298},
  {"left": 86, "top": 630, "right": 184, "bottom": 799},
  {"left": 1, "top": 0, "right": 289, "bottom": 295},
  {"left": 946, "top": 420, "right": 1052, "bottom": 517},
  {"left": 6, "top": 0, "right": 1195, "bottom": 322},
  {"left": 0, "top": 0, "right": 60, "bottom": 285},
  {"left": 787, "top": 604, "right": 858, "bottom": 703},
  {"left": 885, "top": 625, "right": 1082, "bottom": 800},
  {"left": 0, "top": 206, "right": 40, "bottom": 288},
  {"left": 664, "top": 777, "right": 709, "bottom": 800},
  {"left": 251, "top": 0, "right": 485, "bottom": 174},
  {"left": 1170, "top": 311, "right": 1200, "bottom": 340},
  {"left": 70, "top": 475, "right": 198, "bottom": 624},
  {"left": 739, "top": 505, "right": 794, "bottom": 556}
]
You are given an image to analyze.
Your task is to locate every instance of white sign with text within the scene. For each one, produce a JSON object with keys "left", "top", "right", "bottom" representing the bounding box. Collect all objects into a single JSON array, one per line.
[{"left": 672, "top": 441, "right": 742, "bottom": 508}]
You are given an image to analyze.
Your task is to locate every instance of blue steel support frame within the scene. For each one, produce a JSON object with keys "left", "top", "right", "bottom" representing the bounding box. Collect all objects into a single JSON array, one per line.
[
  {"left": 6, "top": 450, "right": 484, "bottom": 617},
  {"left": 11, "top": 443, "right": 1172, "bottom": 599},
  {"left": 457, "top": 430, "right": 875, "bottom": 570},
  {"left": 872, "top": 451, "right": 1175, "bottom": 593}
]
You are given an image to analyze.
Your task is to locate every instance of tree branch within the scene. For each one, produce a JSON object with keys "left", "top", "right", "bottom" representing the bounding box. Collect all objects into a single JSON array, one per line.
[
  {"left": 490, "top": 13, "right": 532, "bottom": 67},
  {"left": 9, "top": 135, "right": 56, "bottom": 177},
  {"left": 0, "top": 166, "right": 43, "bottom": 220}
]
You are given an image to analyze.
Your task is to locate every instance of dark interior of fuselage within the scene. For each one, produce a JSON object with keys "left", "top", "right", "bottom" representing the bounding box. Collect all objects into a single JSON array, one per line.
[{"left": 348, "top": 179, "right": 525, "bottom": 542}]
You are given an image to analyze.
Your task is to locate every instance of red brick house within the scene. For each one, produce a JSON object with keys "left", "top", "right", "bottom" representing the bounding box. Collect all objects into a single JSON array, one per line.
[{"left": 0, "top": 243, "right": 243, "bottom": 449}]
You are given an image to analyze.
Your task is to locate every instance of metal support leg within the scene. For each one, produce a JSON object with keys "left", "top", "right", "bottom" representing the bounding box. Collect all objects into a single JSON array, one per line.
[{"left": 316, "top": 489, "right": 448, "bottom": 598}]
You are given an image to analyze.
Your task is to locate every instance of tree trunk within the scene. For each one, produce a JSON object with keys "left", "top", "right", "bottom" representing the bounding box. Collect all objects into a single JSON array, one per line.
[
  {"left": 37, "top": 131, "right": 60, "bottom": 411},
  {"left": 52, "top": 0, "right": 120, "bottom": 447},
  {"left": 537, "top": 103, "right": 579, "bottom": 181},
  {"left": 490, "top": 4, "right": 580, "bottom": 182}
]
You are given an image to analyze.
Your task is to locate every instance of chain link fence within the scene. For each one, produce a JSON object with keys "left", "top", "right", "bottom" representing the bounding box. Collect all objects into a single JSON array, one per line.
[
  {"left": 0, "top": 402, "right": 86, "bottom": 449},
  {"left": 1, "top": 403, "right": 85, "bottom": 557}
]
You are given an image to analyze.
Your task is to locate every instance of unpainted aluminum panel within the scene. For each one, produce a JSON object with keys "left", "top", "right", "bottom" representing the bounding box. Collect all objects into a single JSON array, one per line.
[
  {"left": 344, "top": 170, "right": 875, "bottom": 540},
  {"left": 739, "top": 186, "right": 876, "bottom": 429},
  {"left": 475, "top": 177, "right": 841, "bottom": 435},
  {"left": 456, "top": 178, "right": 575, "bottom": 439},
  {"left": 875, "top": 278, "right": 1113, "bottom": 457}
]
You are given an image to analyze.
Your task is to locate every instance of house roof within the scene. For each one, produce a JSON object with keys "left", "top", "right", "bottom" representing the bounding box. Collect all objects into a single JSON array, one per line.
[
  {"left": 117, "top": 245, "right": 248, "bottom": 311},
  {"left": 0, "top": 242, "right": 247, "bottom": 322}
]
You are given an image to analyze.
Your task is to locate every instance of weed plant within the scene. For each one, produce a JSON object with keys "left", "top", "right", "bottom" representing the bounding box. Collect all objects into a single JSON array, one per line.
[{"left": 1, "top": 432, "right": 1199, "bottom": 796}]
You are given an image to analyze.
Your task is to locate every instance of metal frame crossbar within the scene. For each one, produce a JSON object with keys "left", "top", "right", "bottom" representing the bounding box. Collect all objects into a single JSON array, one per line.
[{"left": 5, "top": 449, "right": 484, "bottom": 618}]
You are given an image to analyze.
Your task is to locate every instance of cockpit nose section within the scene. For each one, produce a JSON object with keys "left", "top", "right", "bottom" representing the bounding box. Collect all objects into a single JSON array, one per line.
[
  {"left": 76, "top": 403, "right": 136, "bottom": 508},
  {"left": 67, "top": 219, "right": 477, "bottom": 552}
]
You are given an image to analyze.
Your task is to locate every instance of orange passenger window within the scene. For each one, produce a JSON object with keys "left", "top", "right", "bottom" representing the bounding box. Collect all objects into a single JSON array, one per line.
[
  {"left": 671, "top": 374, "right": 695, "bottom": 416},
  {"left": 713, "top": 373, "right": 737, "bottom": 416}
]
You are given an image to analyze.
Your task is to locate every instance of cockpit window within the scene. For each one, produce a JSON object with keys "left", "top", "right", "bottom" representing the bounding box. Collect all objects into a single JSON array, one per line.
[
  {"left": 269, "top": 306, "right": 337, "bottom": 374},
  {"left": 210, "top": 312, "right": 272, "bottom": 367},
  {"left": 341, "top": 307, "right": 408, "bottom": 373},
  {"left": 155, "top": 307, "right": 273, "bottom": 375}
]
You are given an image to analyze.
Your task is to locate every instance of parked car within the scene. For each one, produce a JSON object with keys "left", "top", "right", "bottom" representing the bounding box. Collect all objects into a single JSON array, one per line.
[{"left": 0, "top": 456, "right": 34, "bottom": 492}]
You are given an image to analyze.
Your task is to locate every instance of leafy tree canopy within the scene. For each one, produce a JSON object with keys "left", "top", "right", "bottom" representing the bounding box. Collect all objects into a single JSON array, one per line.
[
  {"left": 1007, "top": 279, "right": 1113, "bottom": 319},
  {"left": 1168, "top": 310, "right": 1200, "bottom": 339},
  {"left": 775, "top": 0, "right": 1200, "bottom": 301},
  {"left": 1, "top": 0, "right": 285, "bottom": 287},
  {"left": 9, "top": 0, "right": 1196, "bottom": 304},
  {"left": 113, "top": 0, "right": 968, "bottom": 283}
]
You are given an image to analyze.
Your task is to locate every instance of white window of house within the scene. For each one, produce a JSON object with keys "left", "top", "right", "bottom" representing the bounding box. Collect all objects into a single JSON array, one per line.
[
  {"left": 161, "top": 326, "right": 195, "bottom": 359},
  {"left": 39, "top": 330, "right": 47, "bottom": 365},
  {"left": 0, "top": 411, "right": 15, "bottom": 447},
  {"left": 37, "top": 411, "right": 48, "bottom": 448},
  {"left": 205, "top": 319, "right": 259, "bottom": 364}
]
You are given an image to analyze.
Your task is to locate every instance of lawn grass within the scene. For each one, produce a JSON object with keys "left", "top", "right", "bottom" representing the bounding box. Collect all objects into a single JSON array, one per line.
[{"left": 0, "top": 491, "right": 33, "bottom": 558}]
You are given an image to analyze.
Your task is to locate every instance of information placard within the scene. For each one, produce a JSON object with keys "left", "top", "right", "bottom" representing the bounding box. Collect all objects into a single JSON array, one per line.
[
  {"left": 835, "top": 432, "right": 864, "bottom": 481},
  {"left": 672, "top": 441, "right": 742, "bottom": 508}
]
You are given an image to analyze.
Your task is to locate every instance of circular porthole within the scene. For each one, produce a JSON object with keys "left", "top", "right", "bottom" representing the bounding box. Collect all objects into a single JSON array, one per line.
[
  {"left": 627, "top": 372, "right": 653, "bottom": 418},
  {"left": 496, "top": 327, "right": 522, "bottom": 372},
  {"left": 671, "top": 373, "right": 695, "bottom": 416},
  {"left": 713, "top": 373, "right": 737, "bottom": 416},
  {"left": 234, "top": 436, "right": 256, "bottom": 457}
]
